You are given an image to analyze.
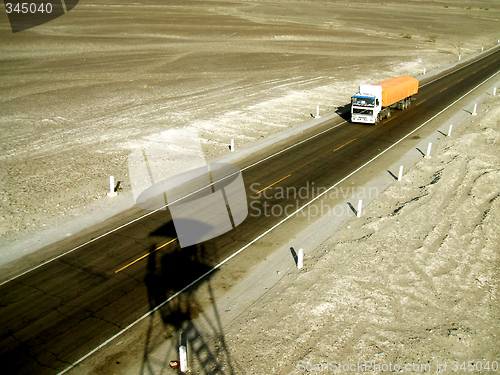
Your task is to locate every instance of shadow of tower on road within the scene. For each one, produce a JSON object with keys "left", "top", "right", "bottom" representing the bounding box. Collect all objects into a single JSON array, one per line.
[{"left": 141, "top": 237, "right": 238, "bottom": 374}]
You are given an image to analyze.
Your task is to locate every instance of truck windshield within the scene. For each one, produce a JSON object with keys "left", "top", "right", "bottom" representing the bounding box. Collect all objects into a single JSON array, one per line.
[
  {"left": 352, "top": 108, "right": 373, "bottom": 115},
  {"left": 352, "top": 96, "right": 375, "bottom": 106}
]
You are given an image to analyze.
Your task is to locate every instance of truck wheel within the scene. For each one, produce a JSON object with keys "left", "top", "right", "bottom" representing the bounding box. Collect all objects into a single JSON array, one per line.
[
  {"left": 386, "top": 110, "right": 391, "bottom": 119},
  {"left": 406, "top": 98, "right": 411, "bottom": 108}
]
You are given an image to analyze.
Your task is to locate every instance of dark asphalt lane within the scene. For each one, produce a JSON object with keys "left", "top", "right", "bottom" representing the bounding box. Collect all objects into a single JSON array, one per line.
[{"left": 1, "top": 48, "right": 499, "bottom": 374}]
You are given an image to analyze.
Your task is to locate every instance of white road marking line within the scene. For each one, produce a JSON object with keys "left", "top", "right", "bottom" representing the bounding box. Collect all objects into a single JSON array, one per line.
[{"left": 420, "top": 46, "right": 499, "bottom": 88}]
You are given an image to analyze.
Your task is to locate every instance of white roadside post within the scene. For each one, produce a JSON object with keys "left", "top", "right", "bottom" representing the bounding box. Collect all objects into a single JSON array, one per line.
[
  {"left": 107, "top": 176, "right": 117, "bottom": 197},
  {"left": 493, "top": 87, "right": 497, "bottom": 96},
  {"left": 316, "top": 105, "right": 320, "bottom": 118},
  {"left": 179, "top": 345, "right": 187, "bottom": 373},
  {"left": 230, "top": 139, "right": 235, "bottom": 152},
  {"left": 423, "top": 68, "right": 426, "bottom": 75},
  {"left": 448, "top": 124, "right": 453, "bottom": 137},
  {"left": 426, "top": 143, "right": 432, "bottom": 158},
  {"left": 472, "top": 103, "right": 478, "bottom": 116},
  {"left": 357, "top": 200, "right": 362, "bottom": 218},
  {"left": 398, "top": 166, "right": 403, "bottom": 181},
  {"left": 297, "top": 248, "right": 304, "bottom": 269},
  {"left": 459, "top": 54, "right": 461, "bottom": 61}
]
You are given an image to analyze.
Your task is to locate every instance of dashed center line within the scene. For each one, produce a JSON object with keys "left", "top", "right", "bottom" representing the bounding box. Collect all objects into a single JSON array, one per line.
[
  {"left": 254, "top": 174, "right": 292, "bottom": 195},
  {"left": 333, "top": 138, "right": 357, "bottom": 152},
  {"left": 115, "top": 237, "right": 178, "bottom": 274}
]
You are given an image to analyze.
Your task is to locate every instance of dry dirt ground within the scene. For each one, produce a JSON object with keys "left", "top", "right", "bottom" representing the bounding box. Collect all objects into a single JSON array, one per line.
[
  {"left": 1, "top": 0, "right": 500, "bottom": 252},
  {"left": 206, "top": 94, "right": 500, "bottom": 374}
]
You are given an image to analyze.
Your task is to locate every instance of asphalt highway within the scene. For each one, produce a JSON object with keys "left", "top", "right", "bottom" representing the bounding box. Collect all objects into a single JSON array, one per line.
[{"left": 1, "top": 48, "right": 499, "bottom": 374}]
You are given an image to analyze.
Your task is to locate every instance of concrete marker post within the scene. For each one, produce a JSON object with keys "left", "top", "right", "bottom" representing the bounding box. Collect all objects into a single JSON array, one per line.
[
  {"left": 425, "top": 142, "right": 432, "bottom": 158},
  {"left": 357, "top": 200, "right": 362, "bottom": 218},
  {"left": 458, "top": 54, "right": 461, "bottom": 61},
  {"left": 423, "top": 68, "right": 426, "bottom": 75},
  {"left": 426, "top": 142, "right": 432, "bottom": 158},
  {"left": 316, "top": 105, "right": 320, "bottom": 118},
  {"left": 472, "top": 103, "right": 477, "bottom": 116},
  {"left": 297, "top": 248, "right": 303, "bottom": 269},
  {"left": 398, "top": 165, "right": 403, "bottom": 181},
  {"left": 493, "top": 87, "right": 497, "bottom": 96},
  {"left": 448, "top": 124, "right": 453, "bottom": 137},
  {"left": 107, "top": 176, "right": 117, "bottom": 197},
  {"left": 230, "top": 139, "right": 235, "bottom": 152},
  {"left": 179, "top": 345, "right": 187, "bottom": 373}
]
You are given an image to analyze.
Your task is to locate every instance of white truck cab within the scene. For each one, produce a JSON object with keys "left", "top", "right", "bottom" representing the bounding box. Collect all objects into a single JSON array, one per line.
[{"left": 350, "top": 84, "right": 382, "bottom": 124}]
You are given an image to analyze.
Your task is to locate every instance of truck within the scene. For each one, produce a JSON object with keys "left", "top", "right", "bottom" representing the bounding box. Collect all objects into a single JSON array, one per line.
[{"left": 350, "top": 75, "right": 419, "bottom": 124}]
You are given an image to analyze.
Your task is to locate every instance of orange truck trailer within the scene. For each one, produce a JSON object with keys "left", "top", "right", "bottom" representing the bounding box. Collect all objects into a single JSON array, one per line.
[{"left": 351, "top": 75, "right": 419, "bottom": 124}]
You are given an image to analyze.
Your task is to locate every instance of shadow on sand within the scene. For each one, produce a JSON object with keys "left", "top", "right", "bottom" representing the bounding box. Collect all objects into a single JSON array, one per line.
[
  {"left": 335, "top": 103, "right": 352, "bottom": 122},
  {"left": 140, "top": 221, "right": 238, "bottom": 374}
]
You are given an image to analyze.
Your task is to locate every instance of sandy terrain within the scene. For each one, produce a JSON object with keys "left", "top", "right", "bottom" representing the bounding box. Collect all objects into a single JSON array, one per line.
[
  {"left": 185, "top": 84, "right": 500, "bottom": 374},
  {"left": 1, "top": 0, "right": 500, "bottom": 252}
]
